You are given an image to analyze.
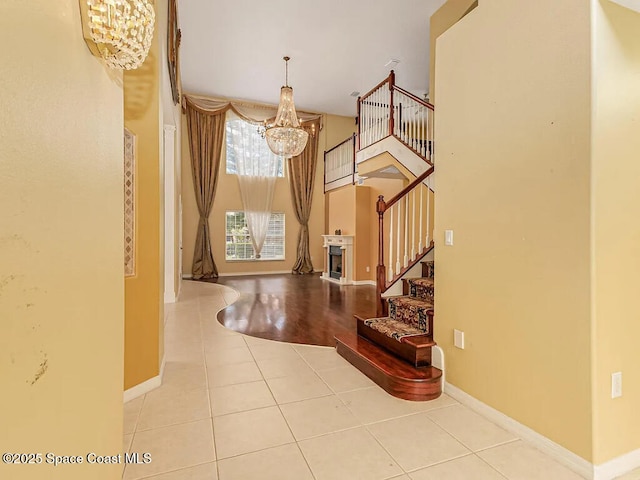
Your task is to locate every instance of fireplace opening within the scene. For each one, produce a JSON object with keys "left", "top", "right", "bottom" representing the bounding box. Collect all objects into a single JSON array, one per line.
[{"left": 329, "top": 245, "right": 343, "bottom": 279}]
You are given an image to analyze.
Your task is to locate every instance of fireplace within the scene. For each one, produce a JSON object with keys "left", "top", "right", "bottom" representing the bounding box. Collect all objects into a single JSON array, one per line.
[
  {"left": 329, "top": 245, "right": 343, "bottom": 279},
  {"left": 321, "top": 235, "right": 354, "bottom": 285}
]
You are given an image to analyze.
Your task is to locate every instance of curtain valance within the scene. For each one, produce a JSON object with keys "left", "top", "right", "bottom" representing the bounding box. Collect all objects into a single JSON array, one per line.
[{"left": 183, "top": 93, "right": 323, "bottom": 127}]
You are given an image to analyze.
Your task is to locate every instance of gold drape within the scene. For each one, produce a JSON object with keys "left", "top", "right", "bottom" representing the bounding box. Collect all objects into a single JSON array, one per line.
[
  {"left": 288, "top": 119, "right": 321, "bottom": 274},
  {"left": 183, "top": 94, "right": 322, "bottom": 125},
  {"left": 185, "top": 103, "right": 225, "bottom": 279}
]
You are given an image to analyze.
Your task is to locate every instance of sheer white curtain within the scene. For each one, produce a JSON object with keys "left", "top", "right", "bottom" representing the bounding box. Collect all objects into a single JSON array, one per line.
[{"left": 226, "top": 113, "right": 281, "bottom": 258}]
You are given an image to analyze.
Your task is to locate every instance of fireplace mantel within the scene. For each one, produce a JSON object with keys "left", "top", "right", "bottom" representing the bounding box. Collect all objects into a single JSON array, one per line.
[{"left": 321, "top": 235, "right": 354, "bottom": 285}]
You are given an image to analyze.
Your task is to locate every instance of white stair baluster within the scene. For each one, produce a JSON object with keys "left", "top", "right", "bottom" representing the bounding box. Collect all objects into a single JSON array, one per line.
[
  {"left": 412, "top": 101, "right": 416, "bottom": 151},
  {"left": 396, "top": 200, "right": 401, "bottom": 275},
  {"left": 373, "top": 90, "right": 377, "bottom": 144},
  {"left": 419, "top": 185, "right": 423, "bottom": 252},
  {"left": 426, "top": 187, "right": 431, "bottom": 247},
  {"left": 403, "top": 195, "right": 409, "bottom": 268},
  {"left": 388, "top": 205, "right": 394, "bottom": 282},
  {"left": 420, "top": 109, "right": 425, "bottom": 156},
  {"left": 411, "top": 188, "right": 416, "bottom": 259}
]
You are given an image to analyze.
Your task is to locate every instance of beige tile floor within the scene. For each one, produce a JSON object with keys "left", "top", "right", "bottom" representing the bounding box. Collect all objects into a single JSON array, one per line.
[{"left": 123, "top": 281, "right": 639, "bottom": 480}]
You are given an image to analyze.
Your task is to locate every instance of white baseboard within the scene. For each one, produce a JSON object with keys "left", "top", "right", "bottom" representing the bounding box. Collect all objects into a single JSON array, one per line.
[
  {"left": 432, "top": 345, "right": 445, "bottom": 373},
  {"left": 594, "top": 448, "right": 640, "bottom": 480},
  {"left": 352, "top": 280, "right": 376, "bottom": 286},
  {"left": 445, "top": 382, "right": 640, "bottom": 479},
  {"left": 444, "top": 382, "right": 594, "bottom": 479},
  {"left": 123, "top": 355, "right": 166, "bottom": 403},
  {"left": 182, "top": 273, "right": 193, "bottom": 279}
]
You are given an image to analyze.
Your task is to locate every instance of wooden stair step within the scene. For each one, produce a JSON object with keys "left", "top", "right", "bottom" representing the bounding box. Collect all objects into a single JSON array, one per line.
[
  {"left": 356, "top": 315, "right": 434, "bottom": 367},
  {"left": 421, "top": 260, "right": 434, "bottom": 279},
  {"left": 335, "top": 331, "right": 442, "bottom": 401},
  {"left": 388, "top": 296, "right": 434, "bottom": 335}
]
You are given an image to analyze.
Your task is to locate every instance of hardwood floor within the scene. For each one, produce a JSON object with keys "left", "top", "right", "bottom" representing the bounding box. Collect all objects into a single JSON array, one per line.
[{"left": 206, "top": 273, "right": 376, "bottom": 346}]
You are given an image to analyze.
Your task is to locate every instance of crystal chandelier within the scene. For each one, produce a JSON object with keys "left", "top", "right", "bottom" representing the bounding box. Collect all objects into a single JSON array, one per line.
[
  {"left": 265, "top": 57, "right": 309, "bottom": 158},
  {"left": 80, "top": 0, "right": 156, "bottom": 70}
]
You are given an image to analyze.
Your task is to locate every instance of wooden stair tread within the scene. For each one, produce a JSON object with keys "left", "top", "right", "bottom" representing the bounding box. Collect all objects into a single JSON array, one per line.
[
  {"left": 355, "top": 315, "right": 434, "bottom": 367},
  {"left": 335, "top": 332, "right": 441, "bottom": 383},
  {"left": 406, "top": 277, "right": 434, "bottom": 285},
  {"left": 389, "top": 296, "right": 434, "bottom": 308}
]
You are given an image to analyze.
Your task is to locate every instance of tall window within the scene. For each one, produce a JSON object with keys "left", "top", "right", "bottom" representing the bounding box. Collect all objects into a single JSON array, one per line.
[
  {"left": 225, "top": 211, "right": 285, "bottom": 260},
  {"left": 225, "top": 118, "right": 285, "bottom": 177}
]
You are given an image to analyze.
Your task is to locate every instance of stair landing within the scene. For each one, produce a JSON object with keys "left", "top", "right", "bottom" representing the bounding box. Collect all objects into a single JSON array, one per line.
[{"left": 335, "top": 332, "right": 442, "bottom": 401}]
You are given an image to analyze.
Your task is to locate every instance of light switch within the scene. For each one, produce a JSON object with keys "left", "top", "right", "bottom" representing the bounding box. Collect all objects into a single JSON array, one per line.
[
  {"left": 445, "top": 230, "right": 454, "bottom": 246},
  {"left": 454, "top": 329, "right": 465, "bottom": 349}
]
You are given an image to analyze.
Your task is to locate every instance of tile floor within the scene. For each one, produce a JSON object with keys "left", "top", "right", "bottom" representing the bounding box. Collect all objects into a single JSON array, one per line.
[{"left": 123, "top": 281, "right": 639, "bottom": 480}]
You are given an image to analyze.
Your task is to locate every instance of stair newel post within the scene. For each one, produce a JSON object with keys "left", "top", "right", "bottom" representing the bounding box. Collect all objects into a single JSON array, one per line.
[
  {"left": 376, "top": 195, "right": 387, "bottom": 317},
  {"left": 388, "top": 70, "right": 395, "bottom": 137}
]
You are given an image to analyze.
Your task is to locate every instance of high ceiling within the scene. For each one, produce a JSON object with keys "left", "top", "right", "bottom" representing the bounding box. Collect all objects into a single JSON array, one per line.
[{"left": 177, "top": 0, "right": 446, "bottom": 117}]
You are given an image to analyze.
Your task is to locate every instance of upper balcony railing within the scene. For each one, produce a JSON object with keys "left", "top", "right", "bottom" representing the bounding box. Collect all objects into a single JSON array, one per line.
[
  {"left": 324, "top": 134, "right": 356, "bottom": 193},
  {"left": 357, "top": 71, "right": 434, "bottom": 163}
]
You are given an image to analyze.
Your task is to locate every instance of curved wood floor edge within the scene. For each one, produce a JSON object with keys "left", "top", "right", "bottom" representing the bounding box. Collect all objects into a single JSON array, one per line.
[{"left": 207, "top": 273, "right": 377, "bottom": 346}]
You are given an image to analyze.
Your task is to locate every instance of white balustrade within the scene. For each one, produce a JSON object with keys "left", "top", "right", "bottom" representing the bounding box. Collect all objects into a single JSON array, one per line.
[
  {"left": 359, "top": 81, "right": 391, "bottom": 150},
  {"left": 392, "top": 88, "right": 434, "bottom": 162},
  {"left": 324, "top": 136, "right": 355, "bottom": 190},
  {"left": 382, "top": 181, "right": 434, "bottom": 286}
]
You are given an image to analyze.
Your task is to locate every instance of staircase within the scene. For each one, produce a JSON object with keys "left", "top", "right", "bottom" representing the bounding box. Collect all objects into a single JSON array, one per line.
[{"left": 327, "top": 71, "right": 442, "bottom": 401}]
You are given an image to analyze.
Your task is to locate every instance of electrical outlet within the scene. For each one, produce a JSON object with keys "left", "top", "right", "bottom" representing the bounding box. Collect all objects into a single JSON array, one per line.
[
  {"left": 454, "top": 329, "right": 465, "bottom": 349},
  {"left": 612, "top": 372, "right": 622, "bottom": 398},
  {"left": 366, "top": 266, "right": 370, "bottom": 272}
]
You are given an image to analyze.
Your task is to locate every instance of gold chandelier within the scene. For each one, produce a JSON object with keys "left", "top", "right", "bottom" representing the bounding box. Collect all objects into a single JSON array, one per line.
[
  {"left": 265, "top": 57, "right": 309, "bottom": 158},
  {"left": 79, "top": 0, "right": 156, "bottom": 70}
]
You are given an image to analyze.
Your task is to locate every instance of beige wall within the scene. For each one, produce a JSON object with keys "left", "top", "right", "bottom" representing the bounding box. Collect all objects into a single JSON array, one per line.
[
  {"left": 0, "top": 1, "right": 124, "bottom": 478},
  {"left": 354, "top": 186, "right": 372, "bottom": 281},
  {"left": 325, "top": 184, "right": 371, "bottom": 281},
  {"left": 327, "top": 186, "right": 356, "bottom": 236},
  {"left": 429, "top": 0, "right": 477, "bottom": 103},
  {"left": 124, "top": 25, "right": 164, "bottom": 389},
  {"left": 182, "top": 114, "right": 354, "bottom": 276},
  {"left": 591, "top": 0, "right": 640, "bottom": 464},
  {"left": 435, "top": 0, "right": 594, "bottom": 461}
]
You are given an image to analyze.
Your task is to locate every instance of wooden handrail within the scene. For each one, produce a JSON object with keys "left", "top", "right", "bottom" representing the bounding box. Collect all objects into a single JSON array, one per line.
[
  {"left": 325, "top": 134, "right": 355, "bottom": 155},
  {"left": 360, "top": 71, "right": 394, "bottom": 102},
  {"left": 383, "top": 166, "right": 434, "bottom": 211},
  {"left": 392, "top": 85, "right": 434, "bottom": 111}
]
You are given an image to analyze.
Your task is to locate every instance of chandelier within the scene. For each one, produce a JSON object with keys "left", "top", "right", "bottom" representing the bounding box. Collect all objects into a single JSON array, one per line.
[
  {"left": 79, "top": 0, "right": 156, "bottom": 70},
  {"left": 265, "top": 57, "right": 309, "bottom": 158}
]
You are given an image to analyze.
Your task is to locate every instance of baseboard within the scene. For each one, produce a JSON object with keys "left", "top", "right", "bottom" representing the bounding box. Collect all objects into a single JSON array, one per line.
[
  {"left": 123, "top": 355, "right": 166, "bottom": 403},
  {"left": 594, "top": 448, "right": 640, "bottom": 480},
  {"left": 352, "top": 280, "right": 376, "bottom": 286},
  {"left": 431, "top": 345, "right": 445, "bottom": 374},
  {"left": 444, "top": 382, "right": 594, "bottom": 480},
  {"left": 182, "top": 273, "right": 193, "bottom": 279},
  {"left": 164, "top": 290, "right": 176, "bottom": 303}
]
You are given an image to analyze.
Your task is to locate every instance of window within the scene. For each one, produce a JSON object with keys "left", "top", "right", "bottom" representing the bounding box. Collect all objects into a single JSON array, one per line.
[
  {"left": 225, "top": 211, "right": 285, "bottom": 261},
  {"left": 225, "top": 117, "right": 285, "bottom": 177}
]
